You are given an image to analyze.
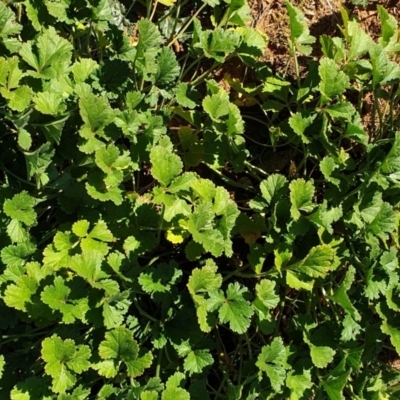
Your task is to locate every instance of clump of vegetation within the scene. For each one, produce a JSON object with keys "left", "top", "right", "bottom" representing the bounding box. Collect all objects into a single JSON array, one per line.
[{"left": 1, "top": 0, "right": 400, "bottom": 398}]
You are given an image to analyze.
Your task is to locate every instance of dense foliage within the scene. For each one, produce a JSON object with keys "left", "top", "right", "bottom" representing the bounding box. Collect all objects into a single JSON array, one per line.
[{"left": 1, "top": 0, "right": 400, "bottom": 398}]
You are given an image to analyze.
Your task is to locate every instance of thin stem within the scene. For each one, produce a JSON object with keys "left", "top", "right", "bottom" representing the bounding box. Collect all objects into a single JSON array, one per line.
[{"left": 167, "top": 3, "right": 207, "bottom": 48}]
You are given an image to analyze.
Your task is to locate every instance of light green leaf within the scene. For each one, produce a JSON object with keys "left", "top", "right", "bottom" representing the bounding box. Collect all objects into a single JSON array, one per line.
[
  {"left": 256, "top": 337, "right": 287, "bottom": 392},
  {"left": 99, "top": 326, "right": 138, "bottom": 360},
  {"left": 346, "top": 20, "right": 373, "bottom": 60},
  {"left": 285, "top": 1, "right": 315, "bottom": 55},
  {"left": 0, "top": 56, "right": 23, "bottom": 88},
  {"left": 2, "top": 85, "right": 32, "bottom": 111},
  {"left": 377, "top": 5, "right": 400, "bottom": 52},
  {"left": 24, "top": 142, "right": 55, "bottom": 189},
  {"left": 103, "top": 290, "right": 130, "bottom": 329},
  {"left": 236, "top": 26, "right": 267, "bottom": 59},
  {"left": 69, "top": 251, "right": 107, "bottom": 284},
  {"left": 176, "top": 83, "right": 199, "bottom": 109},
  {"left": 286, "top": 270, "right": 314, "bottom": 291},
  {"left": 150, "top": 145, "right": 183, "bottom": 186},
  {"left": 97, "top": 327, "right": 152, "bottom": 378},
  {"left": 41, "top": 276, "right": 89, "bottom": 324},
  {"left": 183, "top": 350, "right": 213, "bottom": 375},
  {"left": 209, "top": 282, "right": 254, "bottom": 334},
  {"left": 368, "top": 202, "right": 396, "bottom": 240},
  {"left": 17, "top": 128, "right": 32, "bottom": 150},
  {"left": 42, "top": 335, "right": 91, "bottom": 394},
  {"left": 369, "top": 43, "right": 400, "bottom": 86},
  {"left": 288, "top": 244, "right": 335, "bottom": 279},
  {"left": 320, "top": 157, "right": 340, "bottom": 187},
  {"left": 318, "top": 58, "right": 349, "bottom": 104},
  {"left": 136, "top": 18, "right": 163, "bottom": 55},
  {"left": 202, "top": 92, "right": 230, "bottom": 122},
  {"left": 72, "top": 220, "right": 90, "bottom": 238},
  {"left": 7, "top": 219, "right": 29, "bottom": 243},
  {"left": 139, "top": 261, "right": 182, "bottom": 295},
  {"left": 155, "top": 47, "right": 180, "bottom": 87},
  {"left": 33, "top": 92, "right": 65, "bottom": 115},
  {"left": 260, "top": 174, "right": 288, "bottom": 205},
  {"left": 188, "top": 260, "right": 222, "bottom": 332},
  {"left": 289, "top": 178, "right": 315, "bottom": 220},
  {"left": 289, "top": 111, "right": 315, "bottom": 143},
  {"left": 0, "top": 3, "right": 21, "bottom": 36},
  {"left": 195, "top": 28, "right": 240, "bottom": 62},
  {"left": 20, "top": 27, "right": 73, "bottom": 78},
  {"left": 321, "top": 370, "right": 351, "bottom": 400},
  {"left": 324, "top": 101, "right": 356, "bottom": 121},
  {"left": 79, "top": 93, "right": 113, "bottom": 133},
  {"left": 71, "top": 58, "right": 99, "bottom": 83},
  {"left": 286, "top": 369, "right": 313, "bottom": 400},
  {"left": 3, "top": 275, "right": 38, "bottom": 311},
  {"left": 0, "top": 355, "right": 4, "bottom": 379},
  {"left": 255, "top": 279, "right": 280, "bottom": 309},
  {"left": 309, "top": 345, "right": 335, "bottom": 369},
  {"left": 330, "top": 266, "right": 360, "bottom": 321},
  {"left": 3, "top": 191, "right": 36, "bottom": 226}
]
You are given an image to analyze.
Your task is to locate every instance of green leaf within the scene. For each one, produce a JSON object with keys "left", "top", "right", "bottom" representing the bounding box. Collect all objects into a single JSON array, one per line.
[
  {"left": 288, "top": 244, "right": 335, "bottom": 279},
  {"left": 41, "top": 335, "right": 91, "bottom": 394},
  {"left": 96, "top": 327, "right": 152, "bottom": 378},
  {"left": 285, "top": 1, "right": 316, "bottom": 55},
  {"left": 208, "top": 282, "right": 254, "bottom": 334},
  {"left": 260, "top": 174, "right": 288, "bottom": 205},
  {"left": 2, "top": 85, "right": 32, "bottom": 111},
  {"left": 20, "top": 27, "right": 73, "bottom": 78},
  {"left": 24, "top": 142, "right": 55, "bottom": 188},
  {"left": 236, "top": 26, "right": 267, "bottom": 59},
  {"left": 195, "top": 27, "right": 240, "bottom": 62},
  {"left": 376, "top": 302, "right": 400, "bottom": 354},
  {"left": 188, "top": 260, "right": 222, "bottom": 332},
  {"left": 330, "top": 266, "right": 360, "bottom": 320},
  {"left": 324, "top": 101, "right": 356, "bottom": 121},
  {"left": 17, "top": 128, "right": 32, "bottom": 150},
  {"left": 289, "top": 111, "right": 315, "bottom": 143},
  {"left": 72, "top": 220, "right": 90, "bottom": 238},
  {"left": 367, "top": 202, "right": 396, "bottom": 240},
  {"left": 255, "top": 279, "right": 280, "bottom": 309},
  {"left": 3, "top": 275, "right": 38, "bottom": 311},
  {"left": 318, "top": 58, "right": 349, "bottom": 104},
  {"left": 377, "top": 5, "right": 400, "bottom": 52},
  {"left": 202, "top": 92, "right": 230, "bottom": 122},
  {"left": 7, "top": 219, "right": 29, "bottom": 243},
  {"left": 369, "top": 43, "right": 400, "bottom": 86},
  {"left": 176, "top": 83, "right": 200, "bottom": 109},
  {"left": 71, "top": 58, "right": 99, "bottom": 83},
  {"left": 139, "top": 261, "right": 182, "bottom": 295},
  {"left": 256, "top": 337, "right": 287, "bottom": 392},
  {"left": 289, "top": 178, "right": 315, "bottom": 220},
  {"left": 286, "top": 369, "right": 313, "bottom": 400},
  {"left": 79, "top": 93, "right": 113, "bottom": 133},
  {"left": 155, "top": 47, "right": 180, "bottom": 88},
  {"left": 150, "top": 145, "right": 183, "bottom": 186},
  {"left": 69, "top": 251, "right": 107, "bottom": 284},
  {"left": 345, "top": 20, "right": 373, "bottom": 60},
  {"left": 309, "top": 345, "right": 335, "bottom": 369},
  {"left": 183, "top": 350, "right": 214, "bottom": 375},
  {"left": 0, "top": 355, "right": 4, "bottom": 379},
  {"left": 321, "top": 370, "right": 351, "bottom": 400},
  {"left": 33, "top": 92, "right": 65, "bottom": 115},
  {"left": 320, "top": 157, "right": 340, "bottom": 187},
  {"left": 41, "top": 276, "right": 89, "bottom": 324},
  {"left": 3, "top": 191, "right": 36, "bottom": 226}
]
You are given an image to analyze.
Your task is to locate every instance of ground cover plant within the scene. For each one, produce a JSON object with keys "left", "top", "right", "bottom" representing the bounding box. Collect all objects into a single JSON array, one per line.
[{"left": 1, "top": 0, "right": 400, "bottom": 398}]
